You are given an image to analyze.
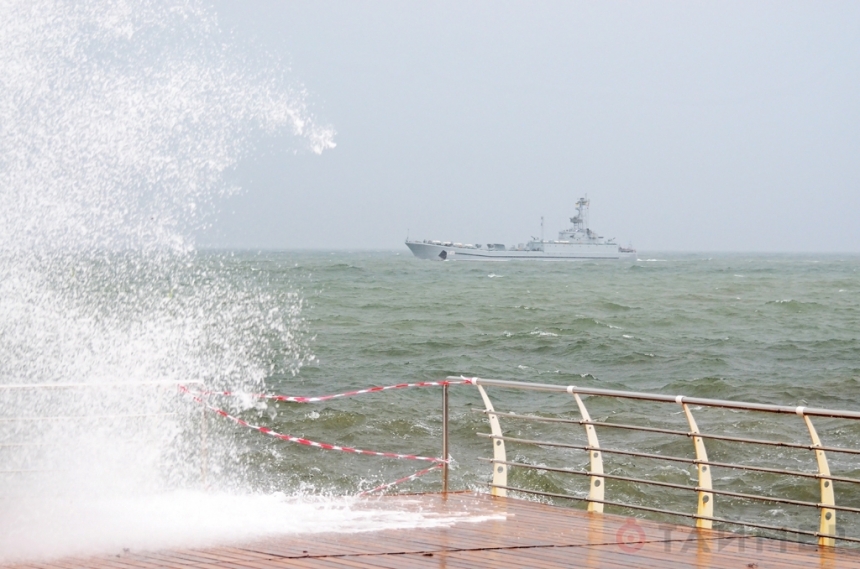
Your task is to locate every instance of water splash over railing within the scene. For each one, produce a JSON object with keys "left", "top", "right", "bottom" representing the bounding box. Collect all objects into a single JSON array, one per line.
[
  {"left": 73, "top": 374, "right": 860, "bottom": 548},
  {"left": 7, "top": 374, "right": 860, "bottom": 558}
]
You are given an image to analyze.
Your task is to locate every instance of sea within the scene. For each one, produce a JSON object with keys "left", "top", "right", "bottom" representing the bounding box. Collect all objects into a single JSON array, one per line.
[{"left": 2, "top": 0, "right": 860, "bottom": 562}]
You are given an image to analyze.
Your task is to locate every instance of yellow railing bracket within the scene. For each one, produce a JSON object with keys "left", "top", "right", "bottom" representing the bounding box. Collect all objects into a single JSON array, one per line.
[
  {"left": 798, "top": 409, "right": 836, "bottom": 547},
  {"left": 680, "top": 400, "right": 713, "bottom": 529},
  {"left": 569, "top": 386, "right": 604, "bottom": 513},
  {"left": 477, "top": 384, "right": 507, "bottom": 497}
]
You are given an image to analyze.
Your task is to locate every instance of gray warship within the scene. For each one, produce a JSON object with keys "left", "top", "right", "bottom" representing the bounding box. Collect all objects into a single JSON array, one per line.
[{"left": 405, "top": 197, "right": 634, "bottom": 261}]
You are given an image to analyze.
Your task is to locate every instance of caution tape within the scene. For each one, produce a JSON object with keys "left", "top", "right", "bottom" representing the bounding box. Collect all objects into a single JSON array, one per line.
[
  {"left": 180, "top": 386, "right": 447, "bottom": 464},
  {"left": 186, "top": 378, "right": 475, "bottom": 404},
  {"left": 358, "top": 463, "right": 444, "bottom": 496}
]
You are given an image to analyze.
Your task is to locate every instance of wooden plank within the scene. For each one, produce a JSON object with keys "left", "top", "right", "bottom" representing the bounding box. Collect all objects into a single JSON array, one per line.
[{"left": 202, "top": 548, "right": 276, "bottom": 562}]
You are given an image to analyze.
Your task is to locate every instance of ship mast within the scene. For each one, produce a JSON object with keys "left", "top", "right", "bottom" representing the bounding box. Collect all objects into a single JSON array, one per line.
[{"left": 570, "top": 196, "right": 590, "bottom": 231}]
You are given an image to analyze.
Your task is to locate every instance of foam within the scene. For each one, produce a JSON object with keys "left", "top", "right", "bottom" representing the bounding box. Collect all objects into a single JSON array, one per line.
[{"left": 0, "top": 490, "right": 503, "bottom": 562}]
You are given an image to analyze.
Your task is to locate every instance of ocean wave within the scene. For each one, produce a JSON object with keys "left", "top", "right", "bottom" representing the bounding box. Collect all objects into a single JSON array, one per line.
[
  {"left": 764, "top": 299, "right": 823, "bottom": 311},
  {"left": 530, "top": 330, "right": 559, "bottom": 337}
]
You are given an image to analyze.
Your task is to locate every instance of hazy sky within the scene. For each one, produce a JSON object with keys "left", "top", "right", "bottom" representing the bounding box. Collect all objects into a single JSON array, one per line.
[{"left": 202, "top": 1, "right": 860, "bottom": 252}]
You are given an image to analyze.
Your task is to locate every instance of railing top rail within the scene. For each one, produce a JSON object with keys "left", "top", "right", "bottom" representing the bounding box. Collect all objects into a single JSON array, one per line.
[
  {"left": 452, "top": 376, "right": 860, "bottom": 420},
  {"left": 0, "top": 380, "right": 204, "bottom": 390}
]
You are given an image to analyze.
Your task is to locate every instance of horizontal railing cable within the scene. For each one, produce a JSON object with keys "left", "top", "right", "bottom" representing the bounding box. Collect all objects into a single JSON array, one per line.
[
  {"left": 583, "top": 420, "right": 860, "bottom": 455},
  {"left": 472, "top": 409, "right": 860, "bottom": 456},
  {"left": 479, "top": 458, "right": 860, "bottom": 515},
  {"left": 477, "top": 433, "right": 860, "bottom": 485},
  {"left": 459, "top": 377, "right": 860, "bottom": 420},
  {"left": 189, "top": 379, "right": 472, "bottom": 404}
]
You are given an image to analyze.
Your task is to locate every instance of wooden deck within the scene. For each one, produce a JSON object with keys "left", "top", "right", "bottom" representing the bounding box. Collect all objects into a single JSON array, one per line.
[{"left": 6, "top": 492, "right": 860, "bottom": 568}]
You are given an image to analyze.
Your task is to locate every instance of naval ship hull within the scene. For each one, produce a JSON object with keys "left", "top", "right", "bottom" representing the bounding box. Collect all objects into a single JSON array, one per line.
[{"left": 405, "top": 240, "right": 629, "bottom": 261}]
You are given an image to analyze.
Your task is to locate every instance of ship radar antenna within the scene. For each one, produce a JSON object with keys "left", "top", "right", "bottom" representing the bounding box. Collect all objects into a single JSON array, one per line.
[{"left": 570, "top": 196, "right": 590, "bottom": 231}]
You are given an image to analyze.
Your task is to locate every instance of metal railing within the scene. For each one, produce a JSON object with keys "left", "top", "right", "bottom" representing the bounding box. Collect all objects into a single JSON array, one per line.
[
  {"left": 445, "top": 376, "right": 860, "bottom": 548},
  {"left": 8, "top": 377, "right": 857, "bottom": 547}
]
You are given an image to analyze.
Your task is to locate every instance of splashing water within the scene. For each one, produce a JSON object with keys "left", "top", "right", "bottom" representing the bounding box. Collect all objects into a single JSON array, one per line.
[
  {"left": 0, "top": 0, "right": 460, "bottom": 562},
  {"left": 0, "top": 0, "right": 335, "bottom": 252}
]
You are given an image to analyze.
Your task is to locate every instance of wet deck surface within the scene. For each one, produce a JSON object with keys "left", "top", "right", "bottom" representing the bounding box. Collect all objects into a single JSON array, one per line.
[{"left": 6, "top": 492, "right": 860, "bottom": 568}]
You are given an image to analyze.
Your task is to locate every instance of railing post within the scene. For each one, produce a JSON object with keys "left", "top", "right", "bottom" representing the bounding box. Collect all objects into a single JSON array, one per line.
[
  {"left": 569, "top": 387, "right": 604, "bottom": 513},
  {"left": 679, "top": 398, "right": 713, "bottom": 529},
  {"left": 477, "top": 384, "right": 507, "bottom": 497},
  {"left": 798, "top": 409, "right": 836, "bottom": 547},
  {"left": 442, "top": 382, "right": 449, "bottom": 494}
]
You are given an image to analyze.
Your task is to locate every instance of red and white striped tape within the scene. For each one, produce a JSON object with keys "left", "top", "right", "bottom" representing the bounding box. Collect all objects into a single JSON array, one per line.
[
  {"left": 188, "top": 378, "right": 475, "bottom": 404},
  {"left": 180, "top": 386, "right": 448, "bottom": 464},
  {"left": 358, "top": 463, "right": 444, "bottom": 496}
]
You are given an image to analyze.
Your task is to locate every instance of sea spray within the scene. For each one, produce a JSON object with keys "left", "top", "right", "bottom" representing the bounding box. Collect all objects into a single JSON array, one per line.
[
  {"left": 0, "top": 0, "right": 330, "bottom": 560},
  {"left": 0, "top": 0, "right": 336, "bottom": 252}
]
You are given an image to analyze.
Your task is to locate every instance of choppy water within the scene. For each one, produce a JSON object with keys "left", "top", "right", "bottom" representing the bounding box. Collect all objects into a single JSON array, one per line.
[
  {"left": 2, "top": 0, "right": 860, "bottom": 561},
  {"left": 294, "top": 251, "right": 859, "bottom": 397}
]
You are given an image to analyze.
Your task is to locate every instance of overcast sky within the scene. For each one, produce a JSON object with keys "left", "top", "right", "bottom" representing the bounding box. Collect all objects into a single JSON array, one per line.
[{"left": 201, "top": 1, "right": 860, "bottom": 253}]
